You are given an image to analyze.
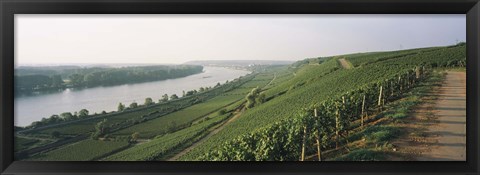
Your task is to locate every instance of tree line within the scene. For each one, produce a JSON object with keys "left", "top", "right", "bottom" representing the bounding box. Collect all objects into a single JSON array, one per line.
[{"left": 15, "top": 65, "right": 203, "bottom": 95}]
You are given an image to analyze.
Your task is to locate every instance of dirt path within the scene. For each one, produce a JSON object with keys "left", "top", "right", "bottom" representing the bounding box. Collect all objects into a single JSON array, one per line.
[
  {"left": 338, "top": 58, "right": 353, "bottom": 69},
  {"left": 167, "top": 108, "right": 245, "bottom": 161},
  {"left": 417, "top": 71, "right": 466, "bottom": 161},
  {"left": 392, "top": 71, "right": 466, "bottom": 161}
]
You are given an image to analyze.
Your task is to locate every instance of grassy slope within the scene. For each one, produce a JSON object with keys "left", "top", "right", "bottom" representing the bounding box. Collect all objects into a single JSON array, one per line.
[{"left": 179, "top": 45, "right": 465, "bottom": 160}]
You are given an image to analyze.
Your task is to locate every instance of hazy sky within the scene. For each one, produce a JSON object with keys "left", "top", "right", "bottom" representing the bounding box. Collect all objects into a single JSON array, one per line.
[{"left": 15, "top": 14, "right": 465, "bottom": 65}]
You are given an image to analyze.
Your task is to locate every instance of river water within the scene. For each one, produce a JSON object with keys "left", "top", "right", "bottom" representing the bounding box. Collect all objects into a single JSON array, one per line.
[{"left": 14, "top": 66, "right": 251, "bottom": 126}]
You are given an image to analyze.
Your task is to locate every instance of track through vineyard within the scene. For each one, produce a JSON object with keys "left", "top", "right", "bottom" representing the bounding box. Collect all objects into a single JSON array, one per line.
[
  {"left": 338, "top": 58, "right": 353, "bottom": 69},
  {"left": 417, "top": 71, "right": 466, "bottom": 160}
]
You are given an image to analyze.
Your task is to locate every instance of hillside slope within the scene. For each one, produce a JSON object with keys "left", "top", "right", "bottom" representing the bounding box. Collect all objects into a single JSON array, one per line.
[{"left": 179, "top": 44, "right": 466, "bottom": 160}]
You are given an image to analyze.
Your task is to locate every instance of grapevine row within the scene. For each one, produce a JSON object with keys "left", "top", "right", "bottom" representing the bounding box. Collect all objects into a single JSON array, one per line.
[{"left": 198, "top": 66, "right": 428, "bottom": 161}]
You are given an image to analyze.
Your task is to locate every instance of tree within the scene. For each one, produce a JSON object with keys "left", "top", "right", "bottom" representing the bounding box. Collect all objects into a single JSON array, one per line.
[
  {"left": 118, "top": 103, "right": 125, "bottom": 112},
  {"left": 186, "top": 90, "right": 195, "bottom": 96},
  {"left": 92, "top": 119, "right": 109, "bottom": 140},
  {"left": 245, "top": 87, "right": 261, "bottom": 109},
  {"left": 49, "top": 115, "right": 62, "bottom": 123},
  {"left": 199, "top": 87, "right": 205, "bottom": 92},
  {"left": 78, "top": 109, "right": 89, "bottom": 118},
  {"left": 218, "top": 109, "right": 227, "bottom": 115},
  {"left": 255, "top": 92, "right": 266, "bottom": 104},
  {"left": 182, "top": 90, "right": 186, "bottom": 97},
  {"left": 170, "top": 94, "right": 179, "bottom": 100},
  {"left": 144, "top": 97, "right": 154, "bottom": 106},
  {"left": 215, "top": 82, "right": 221, "bottom": 88},
  {"left": 129, "top": 102, "right": 138, "bottom": 108},
  {"left": 131, "top": 132, "right": 140, "bottom": 143},
  {"left": 60, "top": 112, "right": 75, "bottom": 121},
  {"left": 160, "top": 94, "right": 169, "bottom": 102},
  {"left": 246, "top": 93, "right": 255, "bottom": 109}
]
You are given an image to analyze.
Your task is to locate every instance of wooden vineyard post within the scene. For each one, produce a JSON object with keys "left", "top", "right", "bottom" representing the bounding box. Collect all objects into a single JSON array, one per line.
[
  {"left": 378, "top": 85, "right": 383, "bottom": 111},
  {"left": 314, "top": 108, "right": 322, "bottom": 161},
  {"left": 391, "top": 80, "right": 394, "bottom": 98},
  {"left": 398, "top": 76, "right": 402, "bottom": 92},
  {"left": 342, "top": 96, "right": 348, "bottom": 137},
  {"left": 381, "top": 85, "right": 386, "bottom": 107},
  {"left": 422, "top": 66, "right": 426, "bottom": 78},
  {"left": 416, "top": 66, "right": 421, "bottom": 79},
  {"left": 361, "top": 95, "right": 366, "bottom": 127},
  {"left": 406, "top": 73, "right": 410, "bottom": 89},
  {"left": 335, "top": 106, "right": 340, "bottom": 149},
  {"left": 301, "top": 125, "right": 307, "bottom": 161}
]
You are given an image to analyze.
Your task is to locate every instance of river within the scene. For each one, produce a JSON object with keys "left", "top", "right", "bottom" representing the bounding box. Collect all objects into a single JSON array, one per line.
[{"left": 14, "top": 66, "right": 251, "bottom": 126}]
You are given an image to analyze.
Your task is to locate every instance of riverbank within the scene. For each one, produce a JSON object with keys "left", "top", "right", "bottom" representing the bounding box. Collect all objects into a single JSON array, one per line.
[{"left": 15, "top": 66, "right": 251, "bottom": 127}]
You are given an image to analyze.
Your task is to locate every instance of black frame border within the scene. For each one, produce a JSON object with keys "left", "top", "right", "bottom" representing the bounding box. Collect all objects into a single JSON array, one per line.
[{"left": 1, "top": 0, "right": 479, "bottom": 174}]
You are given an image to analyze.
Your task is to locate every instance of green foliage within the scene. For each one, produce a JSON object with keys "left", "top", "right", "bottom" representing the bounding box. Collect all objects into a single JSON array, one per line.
[
  {"left": 245, "top": 87, "right": 261, "bottom": 109},
  {"left": 78, "top": 109, "right": 89, "bottom": 118},
  {"left": 144, "top": 97, "right": 154, "bottom": 106},
  {"left": 117, "top": 103, "right": 125, "bottom": 112},
  {"left": 16, "top": 65, "right": 203, "bottom": 96},
  {"left": 131, "top": 132, "right": 140, "bottom": 143},
  {"left": 30, "top": 140, "right": 130, "bottom": 161},
  {"left": 104, "top": 114, "right": 230, "bottom": 161},
  {"left": 334, "top": 149, "right": 386, "bottom": 161},
  {"left": 170, "top": 94, "right": 179, "bottom": 100},
  {"left": 92, "top": 119, "right": 109, "bottom": 140},
  {"left": 182, "top": 45, "right": 460, "bottom": 160},
  {"left": 218, "top": 109, "right": 227, "bottom": 115},
  {"left": 14, "top": 137, "right": 40, "bottom": 152},
  {"left": 129, "top": 102, "right": 138, "bottom": 108},
  {"left": 21, "top": 44, "right": 465, "bottom": 161},
  {"left": 160, "top": 94, "right": 169, "bottom": 102},
  {"left": 362, "top": 126, "right": 400, "bottom": 143}
]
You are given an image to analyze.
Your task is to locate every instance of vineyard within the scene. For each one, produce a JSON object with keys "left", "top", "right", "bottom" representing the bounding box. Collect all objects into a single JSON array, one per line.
[
  {"left": 15, "top": 43, "right": 465, "bottom": 161},
  {"left": 197, "top": 66, "right": 427, "bottom": 160},
  {"left": 179, "top": 44, "right": 465, "bottom": 160},
  {"left": 29, "top": 140, "right": 130, "bottom": 161},
  {"left": 104, "top": 113, "right": 232, "bottom": 161}
]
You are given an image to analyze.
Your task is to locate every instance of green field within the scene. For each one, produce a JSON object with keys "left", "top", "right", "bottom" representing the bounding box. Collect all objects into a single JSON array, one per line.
[
  {"left": 104, "top": 113, "right": 231, "bottom": 161},
  {"left": 30, "top": 140, "right": 130, "bottom": 161}
]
